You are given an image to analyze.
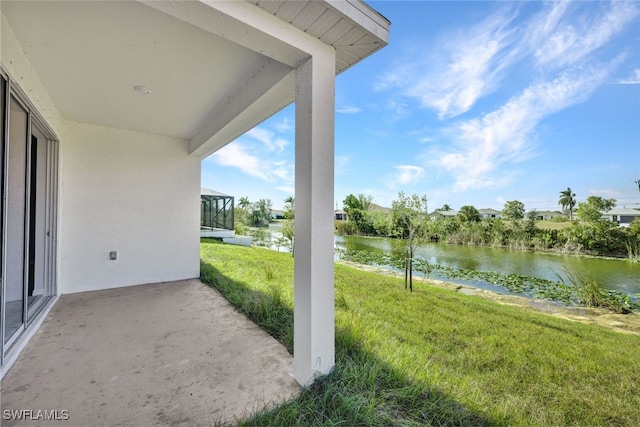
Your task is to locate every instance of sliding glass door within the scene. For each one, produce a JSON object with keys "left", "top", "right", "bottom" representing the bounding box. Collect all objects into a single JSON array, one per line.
[{"left": 1, "top": 72, "right": 59, "bottom": 363}]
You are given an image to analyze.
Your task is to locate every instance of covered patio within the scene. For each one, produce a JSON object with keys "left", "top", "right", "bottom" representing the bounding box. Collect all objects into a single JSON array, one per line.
[
  {"left": 0, "top": 0, "right": 389, "bottom": 412},
  {"left": 1, "top": 279, "right": 300, "bottom": 425}
]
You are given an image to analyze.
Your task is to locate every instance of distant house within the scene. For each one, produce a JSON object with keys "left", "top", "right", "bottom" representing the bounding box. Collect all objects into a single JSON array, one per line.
[
  {"left": 429, "top": 209, "right": 458, "bottom": 219},
  {"left": 201, "top": 188, "right": 234, "bottom": 231},
  {"left": 478, "top": 208, "right": 501, "bottom": 219},
  {"left": 601, "top": 208, "right": 640, "bottom": 227},
  {"left": 270, "top": 210, "right": 285, "bottom": 220},
  {"left": 528, "top": 210, "right": 565, "bottom": 221},
  {"left": 334, "top": 210, "right": 347, "bottom": 221},
  {"left": 334, "top": 204, "right": 389, "bottom": 221}
]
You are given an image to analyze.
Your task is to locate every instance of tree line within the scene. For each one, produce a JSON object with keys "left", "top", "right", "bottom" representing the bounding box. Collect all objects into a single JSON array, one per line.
[{"left": 336, "top": 190, "right": 640, "bottom": 260}]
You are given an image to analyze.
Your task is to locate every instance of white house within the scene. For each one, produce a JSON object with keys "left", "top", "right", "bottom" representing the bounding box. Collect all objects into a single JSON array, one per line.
[
  {"left": 478, "top": 208, "right": 502, "bottom": 219},
  {"left": 334, "top": 209, "right": 347, "bottom": 221},
  {"left": 0, "top": 0, "right": 389, "bottom": 386},
  {"left": 429, "top": 209, "right": 458, "bottom": 219},
  {"left": 602, "top": 208, "right": 640, "bottom": 227},
  {"left": 528, "top": 210, "right": 566, "bottom": 221}
]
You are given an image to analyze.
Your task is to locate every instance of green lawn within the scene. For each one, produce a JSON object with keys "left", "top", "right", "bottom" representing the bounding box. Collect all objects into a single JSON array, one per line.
[
  {"left": 200, "top": 239, "right": 640, "bottom": 426},
  {"left": 535, "top": 220, "right": 572, "bottom": 230}
]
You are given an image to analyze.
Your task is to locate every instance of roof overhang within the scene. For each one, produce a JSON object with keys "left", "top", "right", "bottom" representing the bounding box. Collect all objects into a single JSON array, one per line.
[{"left": 1, "top": 0, "right": 389, "bottom": 158}]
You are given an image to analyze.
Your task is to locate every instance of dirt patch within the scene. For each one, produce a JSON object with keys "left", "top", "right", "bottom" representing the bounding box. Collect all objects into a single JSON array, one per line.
[{"left": 338, "top": 260, "right": 640, "bottom": 336}]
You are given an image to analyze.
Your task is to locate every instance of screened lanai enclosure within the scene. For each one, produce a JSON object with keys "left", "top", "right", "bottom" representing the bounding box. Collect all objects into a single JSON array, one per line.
[{"left": 201, "top": 188, "right": 234, "bottom": 231}]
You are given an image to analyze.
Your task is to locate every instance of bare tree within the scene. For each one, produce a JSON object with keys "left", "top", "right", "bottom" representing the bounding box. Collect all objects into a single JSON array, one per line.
[{"left": 391, "top": 192, "right": 429, "bottom": 292}]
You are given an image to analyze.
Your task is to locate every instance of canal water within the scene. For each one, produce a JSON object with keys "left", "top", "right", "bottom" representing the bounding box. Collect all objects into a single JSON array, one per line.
[
  {"left": 249, "top": 226, "right": 639, "bottom": 296},
  {"left": 335, "top": 235, "right": 640, "bottom": 296}
]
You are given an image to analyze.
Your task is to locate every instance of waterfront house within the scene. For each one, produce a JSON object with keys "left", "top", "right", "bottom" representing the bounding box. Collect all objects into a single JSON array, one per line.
[
  {"left": 429, "top": 209, "right": 459, "bottom": 219},
  {"left": 601, "top": 208, "right": 640, "bottom": 227},
  {"left": 478, "top": 208, "right": 502, "bottom": 219},
  {"left": 528, "top": 210, "right": 566, "bottom": 221},
  {"left": 270, "top": 209, "right": 286, "bottom": 220}
]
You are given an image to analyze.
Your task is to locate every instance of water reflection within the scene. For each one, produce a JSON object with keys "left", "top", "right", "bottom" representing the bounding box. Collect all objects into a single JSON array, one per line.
[
  {"left": 335, "top": 235, "right": 640, "bottom": 295},
  {"left": 247, "top": 223, "right": 293, "bottom": 253},
  {"left": 249, "top": 230, "right": 639, "bottom": 295}
]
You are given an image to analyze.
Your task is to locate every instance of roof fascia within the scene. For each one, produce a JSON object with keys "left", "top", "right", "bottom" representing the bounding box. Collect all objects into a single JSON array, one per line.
[
  {"left": 139, "top": 0, "right": 333, "bottom": 66},
  {"left": 327, "top": 0, "right": 390, "bottom": 43}
]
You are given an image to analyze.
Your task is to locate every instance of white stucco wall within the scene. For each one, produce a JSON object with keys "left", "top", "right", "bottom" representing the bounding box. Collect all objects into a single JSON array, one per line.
[
  {"left": 3, "top": 16, "right": 201, "bottom": 294},
  {"left": 59, "top": 121, "right": 201, "bottom": 294},
  {"left": 1, "top": 15, "right": 64, "bottom": 136}
]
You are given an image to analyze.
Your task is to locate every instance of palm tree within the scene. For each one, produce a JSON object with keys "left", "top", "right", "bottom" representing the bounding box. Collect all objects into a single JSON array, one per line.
[
  {"left": 559, "top": 188, "right": 576, "bottom": 221},
  {"left": 284, "top": 196, "right": 295, "bottom": 220},
  {"left": 238, "top": 196, "right": 251, "bottom": 209}
]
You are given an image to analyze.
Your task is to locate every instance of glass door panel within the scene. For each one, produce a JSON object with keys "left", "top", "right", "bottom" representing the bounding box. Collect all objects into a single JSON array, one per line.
[
  {"left": 27, "top": 128, "right": 53, "bottom": 319},
  {"left": 0, "top": 76, "right": 5, "bottom": 353},
  {"left": 4, "top": 96, "right": 28, "bottom": 344}
]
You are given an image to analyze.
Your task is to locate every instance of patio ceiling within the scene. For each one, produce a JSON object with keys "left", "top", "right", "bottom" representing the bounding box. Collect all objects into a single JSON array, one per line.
[{"left": 2, "top": 0, "right": 389, "bottom": 157}]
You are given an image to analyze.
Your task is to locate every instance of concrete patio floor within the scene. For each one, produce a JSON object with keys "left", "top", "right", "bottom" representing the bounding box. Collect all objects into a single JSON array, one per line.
[{"left": 1, "top": 279, "right": 300, "bottom": 426}]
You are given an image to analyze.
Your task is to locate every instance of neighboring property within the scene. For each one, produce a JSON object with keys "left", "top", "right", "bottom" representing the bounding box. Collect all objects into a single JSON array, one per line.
[
  {"left": 601, "top": 208, "right": 640, "bottom": 227},
  {"left": 201, "top": 188, "right": 234, "bottom": 231},
  {"left": 0, "top": 0, "right": 389, "bottom": 387},
  {"left": 528, "top": 210, "right": 566, "bottom": 221},
  {"left": 270, "top": 209, "right": 285, "bottom": 220},
  {"left": 429, "top": 209, "right": 459, "bottom": 219},
  {"left": 479, "top": 208, "right": 502, "bottom": 219},
  {"left": 334, "top": 209, "right": 347, "bottom": 221}
]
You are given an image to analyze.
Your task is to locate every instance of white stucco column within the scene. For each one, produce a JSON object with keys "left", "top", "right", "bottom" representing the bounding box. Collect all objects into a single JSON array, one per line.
[{"left": 293, "top": 50, "right": 335, "bottom": 386}]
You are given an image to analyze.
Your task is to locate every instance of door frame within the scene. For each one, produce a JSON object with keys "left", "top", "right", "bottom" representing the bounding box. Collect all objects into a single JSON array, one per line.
[{"left": 0, "top": 67, "right": 60, "bottom": 368}]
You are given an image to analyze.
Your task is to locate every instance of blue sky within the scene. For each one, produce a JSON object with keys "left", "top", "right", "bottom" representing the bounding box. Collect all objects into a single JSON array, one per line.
[{"left": 202, "top": 1, "right": 640, "bottom": 212}]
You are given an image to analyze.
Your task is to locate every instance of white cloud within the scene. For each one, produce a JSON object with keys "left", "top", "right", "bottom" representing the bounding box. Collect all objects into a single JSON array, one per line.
[
  {"left": 386, "top": 165, "right": 425, "bottom": 189},
  {"left": 376, "top": 2, "right": 638, "bottom": 121},
  {"left": 384, "top": 99, "right": 410, "bottom": 117},
  {"left": 617, "top": 68, "right": 640, "bottom": 85},
  {"left": 375, "top": 62, "right": 409, "bottom": 92},
  {"left": 274, "top": 117, "right": 293, "bottom": 132},
  {"left": 211, "top": 143, "right": 268, "bottom": 181},
  {"left": 430, "top": 61, "right": 618, "bottom": 192},
  {"left": 336, "top": 106, "right": 361, "bottom": 114},
  {"left": 530, "top": 1, "right": 638, "bottom": 70},
  {"left": 246, "top": 127, "right": 288, "bottom": 152},
  {"left": 269, "top": 160, "right": 293, "bottom": 183},
  {"left": 209, "top": 141, "right": 293, "bottom": 185},
  {"left": 377, "top": 7, "right": 519, "bottom": 119},
  {"left": 496, "top": 196, "right": 507, "bottom": 206}
]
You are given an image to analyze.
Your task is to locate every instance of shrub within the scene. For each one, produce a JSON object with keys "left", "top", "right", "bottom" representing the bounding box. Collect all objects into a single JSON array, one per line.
[{"left": 562, "top": 269, "right": 627, "bottom": 313}]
